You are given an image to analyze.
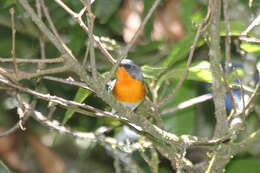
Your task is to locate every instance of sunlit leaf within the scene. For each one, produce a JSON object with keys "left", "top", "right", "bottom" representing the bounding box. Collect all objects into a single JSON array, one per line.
[
  {"left": 189, "top": 61, "right": 212, "bottom": 82},
  {"left": 240, "top": 43, "right": 260, "bottom": 55},
  {"left": 158, "top": 61, "right": 212, "bottom": 86},
  {"left": 142, "top": 65, "right": 167, "bottom": 79},
  {"left": 220, "top": 21, "right": 246, "bottom": 36},
  {"left": 63, "top": 88, "right": 92, "bottom": 125}
]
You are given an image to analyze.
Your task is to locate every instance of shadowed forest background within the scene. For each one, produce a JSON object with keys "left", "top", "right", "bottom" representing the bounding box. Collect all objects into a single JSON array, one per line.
[{"left": 0, "top": 0, "right": 260, "bottom": 173}]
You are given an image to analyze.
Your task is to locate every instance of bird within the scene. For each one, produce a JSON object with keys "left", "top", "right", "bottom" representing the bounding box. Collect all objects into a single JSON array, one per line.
[
  {"left": 112, "top": 59, "right": 146, "bottom": 111},
  {"left": 224, "top": 53, "right": 259, "bottom": 112},
  {"left": 202, "top": 53, "right": 259, "bottom": 113},
  {"left": 107, "top": 59, "right": 146, "bottom": 142}
]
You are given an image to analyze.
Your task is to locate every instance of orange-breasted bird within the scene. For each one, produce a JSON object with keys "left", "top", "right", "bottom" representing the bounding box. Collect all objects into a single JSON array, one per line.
[
  {"left": 111, "top": 59, "right": 146, "bottom": 111},
  {"left": 108, "top": 59, "right": 146, "bottom": 141}
]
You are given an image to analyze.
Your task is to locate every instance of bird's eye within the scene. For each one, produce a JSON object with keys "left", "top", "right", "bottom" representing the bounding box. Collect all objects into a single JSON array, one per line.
[{"left": 123, "top": 64, "right": 132, "bottom": 70}]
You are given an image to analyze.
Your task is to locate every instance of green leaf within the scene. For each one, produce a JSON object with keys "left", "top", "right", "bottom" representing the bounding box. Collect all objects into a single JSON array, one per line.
[
  {"left": 158, "top": 61, "right": 245, "bottom": 86},
  {"left": 161, "top": 81, "right": 196, "bottom": 135},
  {"left": 52, "top": 88, "right": 92, "bottom": 144},
  {"left": 240, "top": 43, "right": 260, "bottom": 55},
  {"left": 94, "top": 0, "right": 121, "bottom": 24},
  {"left": 142, "top": 65, "right": 167, "bottom": 79},
  {"left": 62, "top": 88, "right": 92, "bottom": 125},
  {"left": 158, "top": 61, "right": 212, "bottom": 86},
  {"left": 108, "top": 15, "right": 123, "bottom": 35},
  {"left": 220, "top": 21, "right": 246, "bottom": 36},
  {"left": 188, "top": 61, "right": 212, "bottom": 82},
  {"left": 1, "top": 0, "right": 16, "bottom": 9},
  {"left": 180, "top": 0, "right": 196, "bottom": 31},
  {"left": 0, "top": 161, "right": 12, "bottom": 173},
  {"left": 226, "top": 159, "right": 260, "bottom": 173},
  {"left": 69, "top": 25, "right": 86, "bottom": 54},
  {"left": 162, "top": 33, "right": 204, "bottom": 67}
]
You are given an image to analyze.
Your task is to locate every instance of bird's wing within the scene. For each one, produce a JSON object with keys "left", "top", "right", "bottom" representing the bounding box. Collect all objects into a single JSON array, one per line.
[{"left": 106, "top": 79, "right": 116, "bottom": 92}]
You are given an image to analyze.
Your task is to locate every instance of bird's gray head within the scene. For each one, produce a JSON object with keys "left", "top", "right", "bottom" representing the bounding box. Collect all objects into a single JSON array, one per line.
[{"left": 120, "top": 59, "right": 143, "bottom": 81}]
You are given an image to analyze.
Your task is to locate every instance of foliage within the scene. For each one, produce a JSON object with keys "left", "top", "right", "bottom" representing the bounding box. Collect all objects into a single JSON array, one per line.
[{"left": 0, "top": 0, "right": 260, "bottom": 173}]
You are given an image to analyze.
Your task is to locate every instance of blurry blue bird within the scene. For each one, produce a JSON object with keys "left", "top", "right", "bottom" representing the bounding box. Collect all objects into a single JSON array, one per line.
[{"left": 223, "top": 53, "right": 259, "bottom": 112}]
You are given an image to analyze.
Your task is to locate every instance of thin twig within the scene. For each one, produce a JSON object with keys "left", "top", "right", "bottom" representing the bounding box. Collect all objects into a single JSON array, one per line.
[
  {"left": 53, "top": 0, "right": 116, "bottom": 64},
  {"left": 239, "top": 14, "right": 260, "bottom": 44},
  {"left": 0, "top": 65, "right": 69, "bottom": 81},
  {"left": 239, "top": 36, "right": 260, "bottom": 44},
  {"left": 231, "top": 128, "right": 260, "bottom": 155},
  {"left": 0, "top": 99, "right": 36, "bottom": 137},
  {"left": 105, "top": 0, "right": 163, "bottom": 84},
  {"left": 17, "top": 0, "right": 78, "bottom": 66},
  {"left": 241, "top": 14, "right": 260, "bottom": 35},
  {"left": 33, "top": 110, "right": 96, "bottom": 139},
  {"left": 161, "top": 93, "right": 213, "bottom": 115},
  {"left": 244, "top": 83, "right": 260, "bottom": 112},
  {"left": 9, "top": 8, "right": 18, "bottom": 79},
  {"left": 40, "top": 0, "right": 65, "bottom": 46},
  {"left": 33, "top": 106, "right": 151, "bottom": 154},
  {"left": 86, "top": 0, "right": 97, "bottom": 80},
  {"left": 223, "top": 0, "right": 231, "bottom": 69},
  {"left": 0, "top": 123, "right": 20, "bottom": 137},
  {"left": 122, "top": 0, "right": 162, "bottom": 56},
  {"left": 43, "top": 76, "right": 94, "bottom": 92},
  {"left": 83, "top": 40, "right": 90, "bottom": 67},
  {"left": 36, "top": 0, "right": 46, "bottom": 70},
  {"left": 223, "top": 74, "right": 236, "bottom": 113},
  {"left": 0, "top": 57, "right": 64, "bottom": 63}
]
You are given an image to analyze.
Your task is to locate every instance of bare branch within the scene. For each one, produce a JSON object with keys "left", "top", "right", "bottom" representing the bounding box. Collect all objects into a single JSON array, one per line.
[
  {"left": 40, "top": 0, "right": 66, "bottom": 50},
  {"left": 223, "top": 0, "right": 231, "bottom": 69},
  {"left": 9, "top": 8, "right": 18, "bottom": 79},
  {"left": 43, "top": 76, "right": 94, "bottom": 92},
  {"left": 0, "top": 99, "right": 35, "bottom": 137},
  {"left": 33, "top": 110, "right": 96, "bottom": 139},
  {"left": 0, "top": 65, "right": 69, "bottom": 81},
  {"left": 36, "top": 0, "right": 46, "bottom": 69},
  {"left": 17, "top": 0, "right": 78, "bottom": 66},
  {"left": 0, "top": 57, "right": 64, "bottom": 63},
  {"left": 231, "top": 128, "right": 260, "bottom": 155},
  {"left": 209, "top": 0, "right": 228, "bottom": 137},
  {"left": 239, "top": 36, "right": 260, "bottom": 44},
  {"left": 241, "top": 14, "right": 260, "bottom": 35},
  {"left": 85, "top": 0, "right": 97, "bottom": 80},
  {"left": 161, "top": 93, "right": 213, "bottom": 115}
]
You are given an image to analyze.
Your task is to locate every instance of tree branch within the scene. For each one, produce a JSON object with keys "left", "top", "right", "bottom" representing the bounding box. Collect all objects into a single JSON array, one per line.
[
  {"left": 0, "top": 57, "right": 64, "bottom": 63},
  {"left": 209, "top": 0, "right": 228, "bottom": 138}
]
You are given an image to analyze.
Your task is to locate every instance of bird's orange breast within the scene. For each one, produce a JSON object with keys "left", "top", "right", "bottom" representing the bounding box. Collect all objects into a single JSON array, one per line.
[{"left": 113, "top": 67, "right": 146, "bottom": 103}]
